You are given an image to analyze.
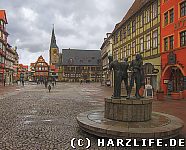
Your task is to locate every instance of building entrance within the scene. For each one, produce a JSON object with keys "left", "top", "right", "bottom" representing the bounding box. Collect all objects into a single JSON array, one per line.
[{"left": 169, "top": 67, "right": 184, "bottom": 92}]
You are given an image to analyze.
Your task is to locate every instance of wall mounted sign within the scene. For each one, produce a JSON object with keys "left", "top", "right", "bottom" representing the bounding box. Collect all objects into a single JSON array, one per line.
[
  {"left": 152, "top": 69, "right": 159, "bottom": 74},
  {"left": 168, "top": 51, "right": 176, "bottom": 65},
  {"left": 163, "top": 79, "right": 169, "bottom": 84}
]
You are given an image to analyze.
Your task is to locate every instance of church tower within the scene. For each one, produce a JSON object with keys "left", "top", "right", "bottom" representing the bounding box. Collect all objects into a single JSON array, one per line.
[{"left": 49, "top": 25, "right": 59, "bottom": 65}]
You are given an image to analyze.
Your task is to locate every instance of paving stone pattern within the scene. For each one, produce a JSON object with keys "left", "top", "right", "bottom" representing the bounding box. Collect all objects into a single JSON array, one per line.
[{"left": 0, "top": 83, "right": 185, "bottom": 150}]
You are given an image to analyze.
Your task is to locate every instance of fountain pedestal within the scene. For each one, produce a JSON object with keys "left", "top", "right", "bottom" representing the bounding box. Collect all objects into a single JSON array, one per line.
[
  {"left": 77, "top": 97, "right": 184, "bottom": 140},
  {"left": 105, "top": 97, "right": 152, "bottom": 122}
]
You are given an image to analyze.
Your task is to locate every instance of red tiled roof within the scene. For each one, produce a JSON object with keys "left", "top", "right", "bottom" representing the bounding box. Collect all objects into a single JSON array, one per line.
[
  {"left": 54, "top": 69, "right": 59, "bottom": 73},
  {"left": 23, "top": 65, "right": 28, "bottom": 69},
  {"left": 30, "top": 63, "right": 35, "bottom": 67},
  {"left": 50, "top": 65, "right": 55, "bottom": 70},
  {"left": 0, "top": 10, "right": 8, "bottom": 24}
]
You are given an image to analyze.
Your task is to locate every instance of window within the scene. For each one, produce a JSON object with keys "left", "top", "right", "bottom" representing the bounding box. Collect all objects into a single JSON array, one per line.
[
  {"left": 146, "top": 34, "right": 151, "bottom": 50},
  {"left": 127, "top": 24, "right": 131, "bottom": 35},
  {"left": 164, "top": 12, "right": 168, "bottom": 26},
  {"left": 153, "top": 31, "right": 158, "bottom": 48},
  {"left": 140, "top": 14, "right": 144, "bottom": 27},
  {"left": 146, "top": 8, "right": 150, "bottom": 23},
  {"left": 3, "top": 45, "right": 5, "bottom": 51},
  {"left": 128, "top": 44, "right": 131, "bottom": 56},
  {"left": 123, "top": 46, "right": 127, "bottom": 57},
  {"left": 0, "top": 42, "right": 2, "bottom": 49},
  {"left": 120, "top": 30, "right": 122, "bottom": 41},
  {"left": 169, "top": 36, "right": 174, "bottom": 50},
  {"left": 140, "top": 38, "right": 144, "bottom": 52},
  {"left": 152, "top": 2, "right": 158, "bottom": 19},
  {"left": 180, "top": 30, "right": 186, "bottom": 47},
  {"left": 132, "top": 41, "right": 136, "bottom": 55},
  {"left": 180, "top": 1, "right": 186, "bottom": 17},
  {"left": 123, "top": 27, "right": 126, "bottom": 38},
  {"left": 169, "top": 9, "right": 174, "bottom": 23},
  {"left": 164, "top": 37, "right": 168, "bottom": 51},
  {"left": 132, "top": 20, "right": 136, "bottom": 32}
]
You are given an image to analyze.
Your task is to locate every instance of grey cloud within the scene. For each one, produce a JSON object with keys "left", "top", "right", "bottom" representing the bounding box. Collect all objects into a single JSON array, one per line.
[{"left": 0, "top": 0, "right": 134, "bottom": 65}]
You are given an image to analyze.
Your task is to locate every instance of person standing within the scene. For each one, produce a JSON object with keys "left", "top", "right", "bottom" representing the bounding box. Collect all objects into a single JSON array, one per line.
[
  {"left": 45, "top": 80, "right": 48, "bottom": 88},
  {"left": 48, "top": 84, "right": 51, "bottom": 93},
  {"left": 3, "top": 79, "right": 6, "bottom": 86}
]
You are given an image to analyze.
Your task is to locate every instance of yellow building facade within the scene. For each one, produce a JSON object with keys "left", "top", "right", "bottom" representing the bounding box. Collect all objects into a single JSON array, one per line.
[
  {"left": 112, "top": 0, "right": 161, "bottom": 90},
  {"left": 100, "top": 33, "right": 113, "bottom": 86}
]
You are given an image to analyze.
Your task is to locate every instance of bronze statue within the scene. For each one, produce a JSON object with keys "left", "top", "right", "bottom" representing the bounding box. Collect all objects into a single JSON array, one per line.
[
  {"left": 109, "top": 59, "right": 122, "bottom": 98},
  {"left": 120, "top": 58, "right": 129, "bottom": 96},
  {"left": 127, "top": 54, "right": 144, "bottom": 99}
]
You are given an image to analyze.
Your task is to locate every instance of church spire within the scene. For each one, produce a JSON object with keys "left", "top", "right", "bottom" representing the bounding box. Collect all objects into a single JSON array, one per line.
[{"left": 50, "top": 24, "right": 58, "bottom": 49}]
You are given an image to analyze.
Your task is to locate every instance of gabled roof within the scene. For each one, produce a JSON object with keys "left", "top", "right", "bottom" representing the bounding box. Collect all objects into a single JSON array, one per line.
[
  {"left": 62, "top": 49, "right": 101, "bottom": 66},
  {"left": 112, "top": 0, "right": 150, "bottom": 34},
  {"left": 0, "top": 10, "right": 8, "bottom": 24}
]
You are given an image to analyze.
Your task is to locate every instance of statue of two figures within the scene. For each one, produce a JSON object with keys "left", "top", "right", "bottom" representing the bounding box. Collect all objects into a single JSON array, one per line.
[{"left": 109, "top": 54, "right": 145, "bottom": 99}]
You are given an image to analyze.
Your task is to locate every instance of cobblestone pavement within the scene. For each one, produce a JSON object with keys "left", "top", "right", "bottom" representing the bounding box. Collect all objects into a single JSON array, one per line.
[
  {"left": 0, "top": 84, "right": 18, "bottom": 96},
  {"left": 0, "top": 83, "right": 185, "bottom": 150}
]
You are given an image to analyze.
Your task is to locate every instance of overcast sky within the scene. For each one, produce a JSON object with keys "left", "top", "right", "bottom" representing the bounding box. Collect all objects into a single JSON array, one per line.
[{"left": 0, "top": 0, "right": 134, "bottom": 65}]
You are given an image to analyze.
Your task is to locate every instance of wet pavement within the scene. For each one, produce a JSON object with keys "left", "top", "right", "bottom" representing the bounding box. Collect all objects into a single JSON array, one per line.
[{"left": 0, "top": 82, "right": 185, "bottom": 150}]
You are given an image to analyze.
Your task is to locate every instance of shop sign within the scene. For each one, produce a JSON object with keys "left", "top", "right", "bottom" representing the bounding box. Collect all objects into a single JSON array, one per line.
[
  {"left": 163, "top": 79, "right": 169, "bottom": 84},
  {"left": 152, "top": 69, "right": 159, "bottom": 74}
]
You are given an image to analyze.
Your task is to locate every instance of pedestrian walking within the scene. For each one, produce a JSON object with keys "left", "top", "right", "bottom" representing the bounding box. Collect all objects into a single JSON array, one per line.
[
  {"left": 48, "top": 84, "right": 51, "bottom": 93},
  {"left": 52, "top": 82, "right": 54, "bottom": 87},
  {"left": 3, "top": 79, "right": 5, "bottom": 86},
  {"left": 45, "top": 81, "right": 48, "bottom": 88}
]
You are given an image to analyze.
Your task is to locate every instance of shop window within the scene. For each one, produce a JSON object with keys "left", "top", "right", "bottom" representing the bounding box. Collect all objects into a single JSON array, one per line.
[
  {"left": 180, "top": 30, "right": 186, "bottom": 47},
  {"left": 169, "top": 36, "right": 174, "bottom": 50},
  {"left": 180, "top": 1, "right": 186, "bottom": 17},
  {"left": 169, "top": 9, "right": 174, "bottom": 23},
  {"left": 170, "top": 68, "right": 184, "bottom": 92},
  {"left": 164, "top": 37, "right": 168, "bottom": 51}
]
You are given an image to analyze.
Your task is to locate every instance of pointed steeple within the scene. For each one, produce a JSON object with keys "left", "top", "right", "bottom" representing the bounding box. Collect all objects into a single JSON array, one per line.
[{"left": 50, "top": 24, "right": 58, "bottom": 49}]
